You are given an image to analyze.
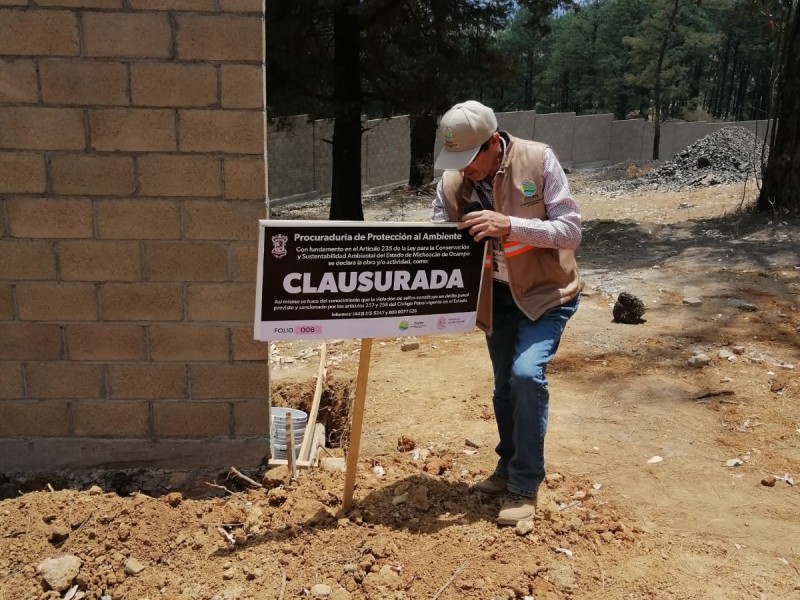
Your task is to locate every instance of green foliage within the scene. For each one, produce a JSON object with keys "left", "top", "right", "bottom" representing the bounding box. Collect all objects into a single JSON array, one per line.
[{"left": 264, "top": 0, "right": 785, "bottom": 190}]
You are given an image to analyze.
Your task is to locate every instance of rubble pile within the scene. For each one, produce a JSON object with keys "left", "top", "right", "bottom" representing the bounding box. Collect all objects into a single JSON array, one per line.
[{"left": 636, "top": 126, "right": 765, "bottom": 190}]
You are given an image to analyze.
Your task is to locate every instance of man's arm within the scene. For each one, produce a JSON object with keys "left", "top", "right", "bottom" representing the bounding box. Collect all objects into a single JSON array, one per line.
[
  {"left": 431, "top": 179, "right": 450, "bottom": 223},
  {"left": 508, "top": 148, "right": 581, "bottom": 250}
]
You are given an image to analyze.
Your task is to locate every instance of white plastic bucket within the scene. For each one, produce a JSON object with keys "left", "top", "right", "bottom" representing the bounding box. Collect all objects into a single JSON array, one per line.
[{"left": 271, "top": 407, "right": 307, "bottom": 424}]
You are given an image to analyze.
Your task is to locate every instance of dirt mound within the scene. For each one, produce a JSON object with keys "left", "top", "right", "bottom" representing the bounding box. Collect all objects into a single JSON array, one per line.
[
  {"left": 637, "top": 126, "right": 765, "bottom": 190},
  {"left": 0, "top": 458, "right": 643, "bottom": 600}
]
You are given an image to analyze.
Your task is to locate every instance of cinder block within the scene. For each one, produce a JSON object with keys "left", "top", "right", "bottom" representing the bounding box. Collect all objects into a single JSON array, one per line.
[
  {"left": 229, "top": 242, "right": 258, "bottom": 282},
  {"left": 0, "top": 153, "right": 46, "bottom": 193},
  {"left": 66, "top": 323, "right": 146, "bottom": 361},
  {"left": 83, "top": 12, "right": 171, "bottom": 58},
  {"left": 0, "top": 59, "right": 38, "bottom": 103},
  {"left": 131, "top": 63, "right": 217, "bottom": 108},
  {"left": 183, "top": 200, "right": 265, "bottom": 240},
  {"left": 145, "top": 241, "right": 228, "bottom": 282},
  {"left": 35, "top": 0, "right": 122, "bottom": 7},
  {"left": 0, "top": 363, "right": 23, "bottom": 398},
  {"left": 102, "top": 283, "right": 183, "bottom": 321},
  {"left": 0, "top": 284, "right": 13, "bottom": 320},
  {"left": 0, "top": 241, "right": 56, "bottom": 280},
  {"left": 148, "top": 323, "right": 229, "bottom": 361},
  {"left": 233, "top": 400, "right": 269, "bottom": 436},
  {"left": 138, "top": 154, "right": 221, "bottom": 197},
  {"left": 130, "top": 0, "right": 214, "bottom": 9},
  {"left": 96, "top": 199, "right": 181, "bottom": 240},
  {"left": 221, "top": 65, "right": 262, "bottom": 109},
  {"left": 40, "top": 60, "right": 127, "bottom": 106},
  {"left": 187, "top": 283, "right": 254, "bottom": 322},
  {"left": 0, "top": 108, "right": 85, "bottom": 150},
  {"left": 0, "top": 10, "right": 80, "bottom": 57},
  {"left": 230, "top": 325, "right": 269, "bottom": 361},
  {"left": 176, "top": 14, "right": 262, "bottom": 61},
  {"left": 109, "top": 363, "right": 187, "bottom": 399},
  {"left": 51, "top": 154, "right": 135, "bottom": 195},
  {"left": 16, "top": 283, "right": 98, "bottom": 321},
  {"left": 0, "top": 323, "right": 62, "bottom": 360},
  {"left": 27, "top": 362, "right": 103, "bottom": 398},
  {"left": 0, "top": 401, "right": 70, "bottom": 437},
  {"left": 220, "top": 0, "right": 263, "bottom": 13},
  {"left": 191, "top": 363, "right": 268, "bottom": 399},
  {"left": 179, "top": 110, "right": 264, "bottom": 153},
  {"left": 73, "top": 400, "right": 150, "bottom": 437},
  {"left": 59, "top": 240, "right": 142, "bottom": 281},
  {"left": 153, "top": 401, "right": 230, "bottom": 437},
  {"left": 224, "top": 156, "right": 266, "bottom": 200},
  {"left": 90, "top": 109, "right": 176, "bottom": 152},
  {"left": 8, "top": 198, "right": 93, "bottom": 238}
]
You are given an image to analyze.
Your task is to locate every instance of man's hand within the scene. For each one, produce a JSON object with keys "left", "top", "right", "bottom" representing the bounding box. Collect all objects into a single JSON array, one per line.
[{"left": 457, "top": 210, "right": 511, "bottom": 242}]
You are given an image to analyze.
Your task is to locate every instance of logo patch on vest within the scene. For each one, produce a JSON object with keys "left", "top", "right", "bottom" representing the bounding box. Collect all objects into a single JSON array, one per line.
[
  {"left": 521, "top": 180, "right": 536, "bottom": 196},
  {"left": 520, "top": 179, "right": 540, "bottom": 205}
]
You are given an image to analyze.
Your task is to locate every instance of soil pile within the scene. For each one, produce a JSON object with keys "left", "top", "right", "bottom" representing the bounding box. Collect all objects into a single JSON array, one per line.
[{"left": 637, "top": 126, "right": 765, "bottom": 190}]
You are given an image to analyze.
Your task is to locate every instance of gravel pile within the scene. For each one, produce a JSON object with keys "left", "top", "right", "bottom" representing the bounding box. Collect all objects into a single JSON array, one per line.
[{"left": 634, "top": 126, "right": 765, "bottom": 190}]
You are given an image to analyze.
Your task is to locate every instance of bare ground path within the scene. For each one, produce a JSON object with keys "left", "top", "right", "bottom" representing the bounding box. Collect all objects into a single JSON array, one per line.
[{"left": 2, "top": 177, "right": 799, "bottom": 600}]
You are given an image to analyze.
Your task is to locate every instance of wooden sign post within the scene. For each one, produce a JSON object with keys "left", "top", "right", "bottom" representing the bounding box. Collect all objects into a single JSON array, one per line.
[{"left": 341, "top": 338, "right": 373, "bottom": 512}]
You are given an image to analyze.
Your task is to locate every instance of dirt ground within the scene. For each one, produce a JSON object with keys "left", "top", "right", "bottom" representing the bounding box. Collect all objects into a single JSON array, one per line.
[{"left": 2, "top": 169, "right": 799, "bottom": 600}]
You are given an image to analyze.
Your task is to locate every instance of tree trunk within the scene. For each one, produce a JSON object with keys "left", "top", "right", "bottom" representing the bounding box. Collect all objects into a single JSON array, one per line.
[
  {"left": 329, "top": 0, "right": 363, "bottom": 221},
  {"left": 408, "top": 112, "right": 436, "bottom": 189},
  {"left": 757, "top": 4, "right": 800, "bottom": 215},
  {"left": 712, "top": 36, "right": 732, "bottom": 117}
]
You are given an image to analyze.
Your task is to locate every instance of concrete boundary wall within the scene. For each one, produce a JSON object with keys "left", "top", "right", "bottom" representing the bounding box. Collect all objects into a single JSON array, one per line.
[
  {"left": 573, "top": 114, "right": 614, "bottom": 165},
  {"left": 273, "top": 113, "right": 772, "bottom": 202},
  {"left": 0, "top": 2, "right": 269, "bottom": 473}
]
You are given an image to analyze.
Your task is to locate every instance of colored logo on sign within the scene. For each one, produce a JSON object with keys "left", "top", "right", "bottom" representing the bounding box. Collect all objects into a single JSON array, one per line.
[
  {"left": 398, "top": 321, "right": 409, "bottom": 331},
  {"left": 521, "top": 180, "right": 537, "bottom": 197},
  {"left": 271, "top": 234, "right": 288, "bottom": 259}
]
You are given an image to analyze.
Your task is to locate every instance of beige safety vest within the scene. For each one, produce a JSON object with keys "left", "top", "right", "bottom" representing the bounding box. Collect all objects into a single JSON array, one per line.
[{"left": 441, "top": 134, "right": 581, "bottom": 333}]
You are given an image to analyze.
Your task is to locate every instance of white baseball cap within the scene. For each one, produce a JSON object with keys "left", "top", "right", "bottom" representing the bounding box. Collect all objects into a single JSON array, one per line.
[{"left": 434, "top": 100, "right": 498, "bottom": 171}]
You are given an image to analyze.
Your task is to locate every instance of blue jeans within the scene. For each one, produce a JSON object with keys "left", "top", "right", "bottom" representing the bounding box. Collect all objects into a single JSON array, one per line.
[{"left": 486, "top": 282, "right": 579, "bottom": 499}]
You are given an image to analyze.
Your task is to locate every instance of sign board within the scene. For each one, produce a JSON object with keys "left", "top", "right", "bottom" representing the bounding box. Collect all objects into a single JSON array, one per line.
[{"left": 254, "top": 221, "right": 486, "bottom": 341}]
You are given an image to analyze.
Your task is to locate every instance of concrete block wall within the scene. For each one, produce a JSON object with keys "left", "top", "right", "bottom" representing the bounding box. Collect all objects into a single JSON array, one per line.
[
  {"left": 496, "top": 110, "right": 536, "bottom": 140},
  {"left": 531, "top": 112, "right": 576, "bottom": 163},
  {"left": 267, "top": 114, "right": 412, "bottom": 205},
  {"left": 364, "top": 115, "right": 410, "bottom": 191},
  {"left": 572, "top": 114, "right": 614, "bottom": 165},
  {"left": 290, "top": 113, "right": 774, "bottom": 202},
  {"left": 266, "top": 115, "right": 315, "bottom": 201},
  {"left": 0, "top": 1, "right": 269, "bottom": 472}
]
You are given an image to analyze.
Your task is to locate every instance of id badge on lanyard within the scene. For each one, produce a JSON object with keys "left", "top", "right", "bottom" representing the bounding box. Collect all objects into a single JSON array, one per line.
[{"left": 492, "top": 239, "right": 509, "bottom": 282}]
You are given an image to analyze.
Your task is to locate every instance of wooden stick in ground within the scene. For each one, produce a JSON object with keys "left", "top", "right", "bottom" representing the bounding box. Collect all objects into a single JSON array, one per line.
[
  {"left": 228, "top": 466, "right": 263, "bottom": 489},
  {"left": 299, "top": 342, "right": 327, "bottom": 461},
  {"left": 342, "top": 337, "right": 373, "bottom": 512},
  {"left": 286, "top": 413, "right": 297, "bottom": 482},
  {"left": 432, "top": 561, "right": 467, "bottom": 600}
]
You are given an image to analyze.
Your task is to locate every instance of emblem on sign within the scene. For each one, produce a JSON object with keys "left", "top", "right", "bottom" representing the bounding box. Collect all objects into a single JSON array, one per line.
[{"left": 271, "top": 234, "right": 288, "bottom": 259}]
